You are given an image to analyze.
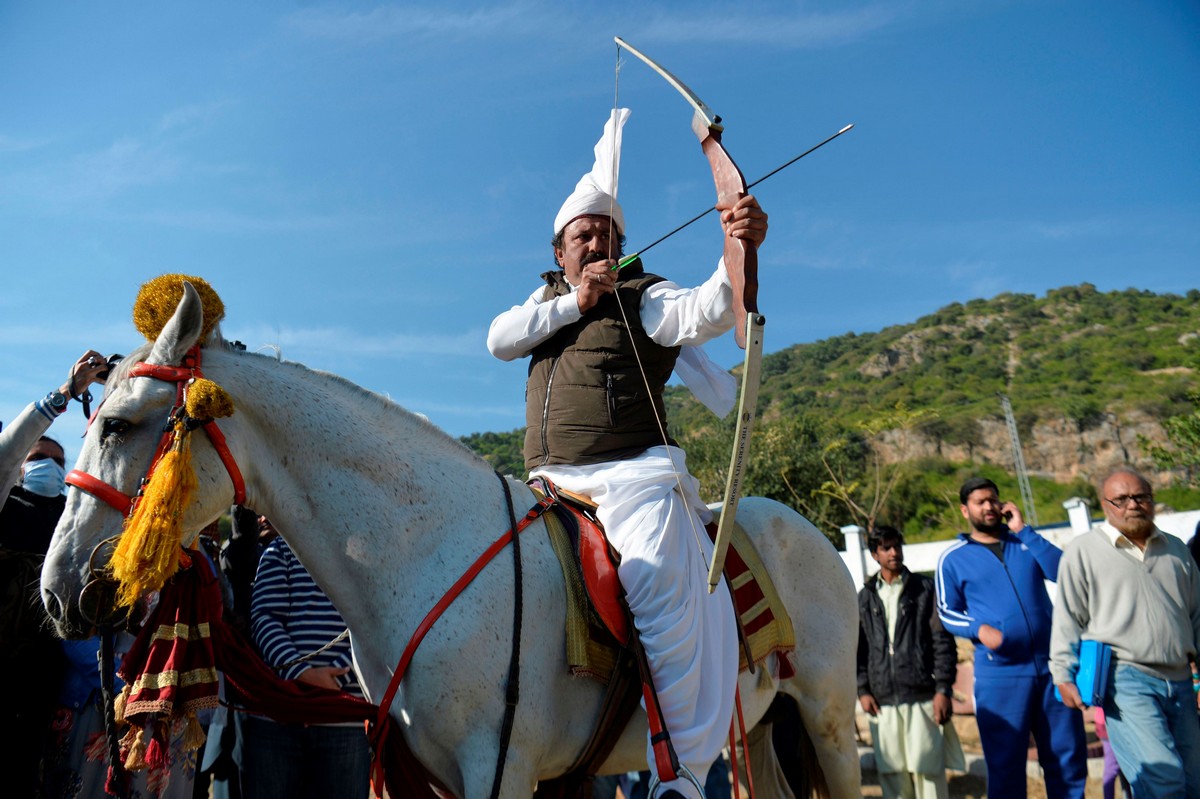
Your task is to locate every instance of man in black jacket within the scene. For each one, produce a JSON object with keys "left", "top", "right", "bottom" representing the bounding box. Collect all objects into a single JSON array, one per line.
[{"left": 858, "top": 526, "right": 958, "bottom": 799}]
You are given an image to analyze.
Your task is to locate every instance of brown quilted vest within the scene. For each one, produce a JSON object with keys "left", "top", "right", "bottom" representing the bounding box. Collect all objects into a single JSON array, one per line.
[{"left": 523, "top": 259, "right": 680, "bottom": 470}]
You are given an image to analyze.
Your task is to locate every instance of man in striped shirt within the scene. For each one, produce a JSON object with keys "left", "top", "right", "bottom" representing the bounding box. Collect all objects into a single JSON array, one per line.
[{"left": 243, "top": 518, "right": 370, "bottom": 799}]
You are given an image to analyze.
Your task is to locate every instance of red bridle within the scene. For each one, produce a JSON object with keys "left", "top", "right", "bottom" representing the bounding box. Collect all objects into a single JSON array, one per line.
[{"left": 65, "top": 345, "right": 246, "bottom": 518}]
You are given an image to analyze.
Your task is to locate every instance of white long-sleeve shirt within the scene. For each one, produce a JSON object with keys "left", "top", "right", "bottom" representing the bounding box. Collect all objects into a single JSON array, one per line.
[
  {"left": 487, "top": 260, "right": 737, "bottom": 416},
  {"left": 1, "top": 400, "right": 62, "bottom": 496}
]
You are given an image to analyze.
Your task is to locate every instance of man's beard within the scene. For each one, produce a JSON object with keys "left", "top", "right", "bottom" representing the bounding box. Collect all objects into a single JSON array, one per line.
[
  {"left": 1114, "top": 515, "right": 1155, "bottom": 539},
  {"left": 971, "top": 517, "right": 1008, "bottom": 535}
]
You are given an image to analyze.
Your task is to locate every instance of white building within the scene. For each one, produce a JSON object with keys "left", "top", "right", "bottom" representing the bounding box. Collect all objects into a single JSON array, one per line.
[{"left": 840, "top": 499, "right": 1200, "bottom": 589}]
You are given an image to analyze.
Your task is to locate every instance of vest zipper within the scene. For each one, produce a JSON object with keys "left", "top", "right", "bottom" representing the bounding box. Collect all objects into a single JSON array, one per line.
[
  {"left": 538, "top": 358, "right": 560, "bottom": 466},
  {"left": 605, "top": 372, "right": 617, "bottom": 427}
]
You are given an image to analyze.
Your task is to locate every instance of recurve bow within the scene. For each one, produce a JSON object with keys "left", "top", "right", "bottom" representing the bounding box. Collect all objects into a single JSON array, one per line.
[{"left": 614, "top": 37, "right": 766, "bottom": 593}]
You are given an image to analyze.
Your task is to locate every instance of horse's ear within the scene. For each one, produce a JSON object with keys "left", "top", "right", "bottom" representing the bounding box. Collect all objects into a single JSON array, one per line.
[{"left": 146, "top": 281, "right": 205, "bottom": 366}]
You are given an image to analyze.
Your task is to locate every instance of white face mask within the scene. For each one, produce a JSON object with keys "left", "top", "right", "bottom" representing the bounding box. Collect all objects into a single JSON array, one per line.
[{"left": 21, "top": 458, "right": 66, "bottom": 498}]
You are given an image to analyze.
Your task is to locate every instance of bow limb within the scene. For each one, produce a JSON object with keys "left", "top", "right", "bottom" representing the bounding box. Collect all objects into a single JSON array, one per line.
[
  {"left": 693, "top": 112, "right": 765, "bottom": 594},
  {"left": 708, "top": 312, "right": 765, "bottom": 593},
  {"left": 691, "top": 112, "right": 758, "bottom": 348},
  {"left": 615, "top": 37, "right": 759, "bottom": 343},
  {"left": 613, "top": 37, "right": 764, "bottom": 594}
]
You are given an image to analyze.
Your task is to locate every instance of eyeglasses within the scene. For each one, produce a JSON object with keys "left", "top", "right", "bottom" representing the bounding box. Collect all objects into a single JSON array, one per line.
[{"left": 1104, "top": 493, "right": 1153, "bottom": 508}]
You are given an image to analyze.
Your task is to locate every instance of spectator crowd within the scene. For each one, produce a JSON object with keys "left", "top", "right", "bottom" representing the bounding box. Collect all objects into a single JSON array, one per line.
[{"left": 856, "top": 472, "right": 1200, "bottom": 798}]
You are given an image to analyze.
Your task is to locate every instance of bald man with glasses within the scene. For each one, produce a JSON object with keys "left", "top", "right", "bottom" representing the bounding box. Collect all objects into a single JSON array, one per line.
[{"left": 1051, "top": 467, "right": 1200, "bottom": 798}]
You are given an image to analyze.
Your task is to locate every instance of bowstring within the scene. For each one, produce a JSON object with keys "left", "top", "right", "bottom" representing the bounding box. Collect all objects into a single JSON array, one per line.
[{"left": 609, "top": 41, "right": 711, "bottom": 566}]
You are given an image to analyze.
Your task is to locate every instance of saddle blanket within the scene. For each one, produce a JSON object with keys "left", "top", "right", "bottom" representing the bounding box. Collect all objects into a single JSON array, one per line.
[{"left": 536, "top": 489, "right": 797, "bottom": 684}]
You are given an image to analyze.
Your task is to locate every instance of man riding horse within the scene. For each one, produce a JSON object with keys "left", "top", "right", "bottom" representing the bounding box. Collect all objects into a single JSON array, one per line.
[{"left": 487, "top": 108, "right": 769, "bottom": 799}]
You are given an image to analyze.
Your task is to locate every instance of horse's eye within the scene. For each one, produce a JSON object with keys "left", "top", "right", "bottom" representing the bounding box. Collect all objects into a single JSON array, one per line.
[{"left": 101, "top": 418, "right": 131, "bottom": 441}]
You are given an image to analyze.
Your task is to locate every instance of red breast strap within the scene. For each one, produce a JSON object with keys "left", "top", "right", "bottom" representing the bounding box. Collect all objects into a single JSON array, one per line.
[{"left": 368, "top": 496, "right": 555, "bottom": 780}]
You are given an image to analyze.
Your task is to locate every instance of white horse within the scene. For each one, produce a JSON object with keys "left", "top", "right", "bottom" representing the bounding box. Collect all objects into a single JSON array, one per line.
[{"left": 40, "top": 284, "right": 861, "bottom": 798}]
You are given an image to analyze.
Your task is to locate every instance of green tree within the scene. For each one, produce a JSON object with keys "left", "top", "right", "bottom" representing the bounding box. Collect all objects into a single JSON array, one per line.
[
  {"left": 681, "top": 413, "right": 865, "bottom": 545},
  {"left": 460, "top": 429, "right": 526, "bottom": 477},
  {"left": 1142, "top": 391, "right": 1200, "bottom": 486},
  {"left": 813, "top": 403, "right": 937, "bottom": 532}
]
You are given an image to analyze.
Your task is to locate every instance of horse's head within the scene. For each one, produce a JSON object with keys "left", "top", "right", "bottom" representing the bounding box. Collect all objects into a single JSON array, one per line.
[{"left": 42, "top": 280, "right": 242, "bottom": 638}]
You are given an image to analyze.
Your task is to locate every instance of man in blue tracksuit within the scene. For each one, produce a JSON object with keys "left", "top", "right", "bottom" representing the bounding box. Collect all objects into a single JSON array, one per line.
[{"left": 936, "top": 477, "right": 1087, "bottom": 798}]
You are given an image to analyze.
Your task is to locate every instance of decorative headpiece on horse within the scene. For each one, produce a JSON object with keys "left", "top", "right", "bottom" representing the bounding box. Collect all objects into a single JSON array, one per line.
[{"left": 109, "top": 273, "right": 235, "bottom": 608}]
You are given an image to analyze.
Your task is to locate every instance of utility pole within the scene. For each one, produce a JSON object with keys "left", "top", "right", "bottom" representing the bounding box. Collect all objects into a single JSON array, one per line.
[{"left": 1000, "top": 394, "right": 1038, "bottom": 526}]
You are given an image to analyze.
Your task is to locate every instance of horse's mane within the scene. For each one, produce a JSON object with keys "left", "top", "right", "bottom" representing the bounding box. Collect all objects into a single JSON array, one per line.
[{"left": 105, "top": 327, "right": 488, "bottom": 469}]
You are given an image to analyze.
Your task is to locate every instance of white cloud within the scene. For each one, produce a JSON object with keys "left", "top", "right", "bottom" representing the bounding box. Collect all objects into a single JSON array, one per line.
[
  {"left": 637, "top": 3, "right": 904, "bottom": 47},
  {"left": 0, "top": 98, "right": 369, "bottom": 234},
  {"left": 282, "top": 1, "right": 913, "bottom": 49},
  {"left": 283, "top": 3, "right": 538, "bottom": 43},
  {"left": 156, "top": 100, "right": 235, "bottom": 136},
  {"left": 120, "top": 207, "right": 380, "bottom": 234},
  {"left": 0, "top": 321, "right": 134, "bottom": 349},
  {"left": 944, "top": 259, "right": 1004, "bottom": 298},
  {"left": 408, "top": 399, "right": 524, "bottom": 419},
  {"left": 68, "top": 138, "right": 184, "bottom": 200},
  {"left": 1, "top": 96, "right": 241, "bottom": 209},
  {"left": 1030, "top": 218, "right": 1114, "bottom": 240},
  {"left": 0, "top": 133, "right": 47, "bottom": 153},
  {"left": 3, "top": 134, "right": 182, "bottom": 206},
  {"left": 227, "top": 322, "right": 489, "bottom": 361}
]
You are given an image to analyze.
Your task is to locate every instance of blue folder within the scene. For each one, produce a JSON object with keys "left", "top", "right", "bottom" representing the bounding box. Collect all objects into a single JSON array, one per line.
[{"left": 1055, "top": 640, "right": 1112, "bottom": 706}]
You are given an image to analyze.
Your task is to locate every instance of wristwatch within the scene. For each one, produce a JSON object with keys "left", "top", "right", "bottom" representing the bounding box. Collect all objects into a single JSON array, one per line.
[{"left": 46, "top": 390, "right": 70, "bottom": 413}]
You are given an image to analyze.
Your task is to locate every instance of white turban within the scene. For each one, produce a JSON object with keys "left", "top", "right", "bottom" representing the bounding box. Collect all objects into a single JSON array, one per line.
[{"left": 553, "top": 108, "right": 630, "bottom": 236}]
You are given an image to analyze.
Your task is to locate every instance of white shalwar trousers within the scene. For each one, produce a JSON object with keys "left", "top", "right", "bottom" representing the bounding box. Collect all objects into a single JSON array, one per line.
[{"left": 533, "top": 446, "right": 738, "bottom": 799}]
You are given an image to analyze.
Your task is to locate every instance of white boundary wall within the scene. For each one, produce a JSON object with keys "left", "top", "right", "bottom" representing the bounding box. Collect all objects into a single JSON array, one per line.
[{"left": 840, "top": 500, "right": 1200, "bottom": 589}]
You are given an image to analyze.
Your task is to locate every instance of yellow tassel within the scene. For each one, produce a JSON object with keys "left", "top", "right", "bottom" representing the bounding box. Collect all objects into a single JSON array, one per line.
[
  {"left": 182, "top": 710, "right": 207, "bottom": 752},
  {"left": 185, "top": 378, "right": 234, "bottom": 420},
  {"left": 124, "top": 727, "right": 148, "bottom": 771},
  {"left": 109, "top": 422, "right": 198, "bottom": 607},
  {"left": 114, "top": 684, "right": 131, "bottom": 723}
]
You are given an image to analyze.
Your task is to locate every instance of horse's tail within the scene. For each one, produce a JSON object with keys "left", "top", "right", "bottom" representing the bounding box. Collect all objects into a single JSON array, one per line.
[{"left": 736, "top": 694, "right": 830, "bottom": 799}]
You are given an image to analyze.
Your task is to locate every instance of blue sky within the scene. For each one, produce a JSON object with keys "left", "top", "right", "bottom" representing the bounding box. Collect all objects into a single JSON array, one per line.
[{"left": 2, "top": 1, "right": 1197, "bottom": 466}]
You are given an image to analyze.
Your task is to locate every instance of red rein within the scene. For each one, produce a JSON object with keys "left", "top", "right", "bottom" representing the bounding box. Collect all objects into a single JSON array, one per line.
[{"left": 66, "top": 346, "right": 246, "bottom": 517}]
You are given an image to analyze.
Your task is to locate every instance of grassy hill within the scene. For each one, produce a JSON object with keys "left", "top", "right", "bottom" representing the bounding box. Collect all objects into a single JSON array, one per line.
[
  {"left": 672, "top": 283, "right": 1200, "bottom": 435},
  {"left": 464, "top": 284, "right": 1200, "bottom": 543}
]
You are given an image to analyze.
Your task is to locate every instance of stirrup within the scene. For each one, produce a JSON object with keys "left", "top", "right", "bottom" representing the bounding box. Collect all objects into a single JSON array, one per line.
[{"left": 647, "top": 764, "right": 706, "bottom": 799}]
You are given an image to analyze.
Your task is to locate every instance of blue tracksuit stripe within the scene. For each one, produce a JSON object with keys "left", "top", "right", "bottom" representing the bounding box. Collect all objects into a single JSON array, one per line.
[{"left": 935, "top": 540, "right": 975, "bottom": 632}]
